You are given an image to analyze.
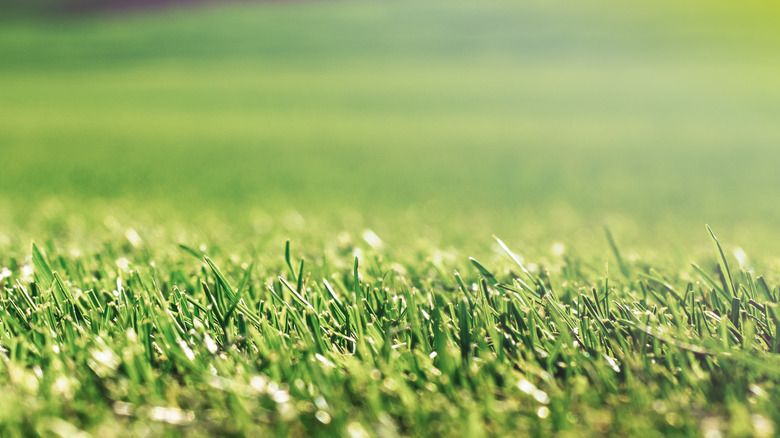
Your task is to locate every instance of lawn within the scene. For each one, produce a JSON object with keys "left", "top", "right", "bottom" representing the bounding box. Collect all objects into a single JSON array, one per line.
[{"left": 1, "top": 0, "right": 780, "bottom": 436}]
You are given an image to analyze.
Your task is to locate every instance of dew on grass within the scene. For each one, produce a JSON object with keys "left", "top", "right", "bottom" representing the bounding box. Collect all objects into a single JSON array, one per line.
[
  {"left": 90, "top": 348, "right": 120, "bottom": 372},
  {"left": 734, "top": 248, "right": 749, "bottom": 269},
  {"left": 149, "top": 406, "right": 195, "bottom": 425},
  {"left": 315, "top": 353, "right": 336, "bottom": 368},
  {"left": 116, "top": 257, "right": 130, "bottom": 270},
  {"left": 203, "top": 334, "right": 218, "bottom": 354},
  {"left": 53, "top": 376, "right": 73, "bottom": 400},
  {"left": 701, "top": 417, "right": 723, "bottom": 438},
  {"left": 362, "top": 229, "right": 383, "bottom": 248},
  {"left": 603, "top": 355, "right": 620, "bottom": 372},
  {"left": 316, "top": 410, "right": 332, "bottom": 424},
  {"left": 517, "top": 380, "right": 535, "bottom": 394},
  {"left": 272, "top": 389, "right": 290, "bottom": 404},
  {"left": 533, "top": 390, "right": 550, "bottom": 404},
  {"left": 125, "top": 229, "right": 143, "bottom": 247},
  {"left": 752, "top": 414, "right": 774, "bottom": 438},
  {"left": 383, "top": 377, "right": 399, "bottom": 391},
  {"left": 21, "top": 265, "right": 34, "bottom": 281},
  {"left": 347, "top": 422, "right": 369, "bottom": 438},
  {"left": 178, "top": 340, "right": 196, "bottom": 361},
  {"left": 113, "top": 401, "right": 134, "bottom": 416}
]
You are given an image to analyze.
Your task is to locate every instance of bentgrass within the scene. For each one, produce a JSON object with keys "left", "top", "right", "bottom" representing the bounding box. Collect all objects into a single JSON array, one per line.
[
  {"left": 3, "top": 0, "right": 780, "bottom": 436},
  {"left": 0, "top": 227, "right": 779, "bottom": 437}
]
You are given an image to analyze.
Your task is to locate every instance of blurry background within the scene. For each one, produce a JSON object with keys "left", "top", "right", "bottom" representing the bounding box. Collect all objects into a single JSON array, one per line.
[{"left": 1, "top": 0, "right": 780, "bottom": 261}]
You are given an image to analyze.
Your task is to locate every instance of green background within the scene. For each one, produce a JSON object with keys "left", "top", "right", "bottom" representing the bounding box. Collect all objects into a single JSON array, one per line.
[{"left": 2, "top": 0, "right": 779, "bottom": 259}]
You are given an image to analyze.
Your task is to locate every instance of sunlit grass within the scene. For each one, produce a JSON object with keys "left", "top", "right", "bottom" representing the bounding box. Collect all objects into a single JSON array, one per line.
[
  {"left": 2, "top": 0, "right": 780, "bottom": 436},
  {"left": 1, "top": 226, "right": 779, "bottom": 436}
]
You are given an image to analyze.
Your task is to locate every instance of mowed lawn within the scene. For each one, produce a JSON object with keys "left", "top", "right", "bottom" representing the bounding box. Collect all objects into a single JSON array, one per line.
[
  {"left": 2, "top": 0, "right": 780, "bottom": 247},
  {"left": 1, "top": 1, "right": 780, "bottom": 436}
]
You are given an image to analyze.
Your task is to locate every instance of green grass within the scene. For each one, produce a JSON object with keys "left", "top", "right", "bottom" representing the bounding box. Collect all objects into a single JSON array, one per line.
[
  {"left": 2, "top": 0, "right": 780, "bottom": 436},
  {"left": 3, "top": 225, "right": 780, "bottom": 437}
]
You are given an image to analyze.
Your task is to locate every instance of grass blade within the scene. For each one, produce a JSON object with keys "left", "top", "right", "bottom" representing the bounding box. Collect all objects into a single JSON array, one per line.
[{"left": 706, "top": 225, "right": 737, "bottom": 299}]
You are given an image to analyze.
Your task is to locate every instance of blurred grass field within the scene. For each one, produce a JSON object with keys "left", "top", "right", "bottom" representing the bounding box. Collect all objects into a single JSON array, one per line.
[
  {"left": 2, "top": 0, "right": 780, "bottom": 254},
  {"left": 2, "top": 1, "right": 780, "bottom": 436}
]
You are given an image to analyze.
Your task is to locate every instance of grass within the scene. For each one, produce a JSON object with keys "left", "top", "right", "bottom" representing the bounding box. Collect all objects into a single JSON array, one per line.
[
  {"left": 2, "top": 0, "right": 780, "bottom": 436},
  {"left": 2, "top": 226, "right": 780, "bottom": 437}
]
